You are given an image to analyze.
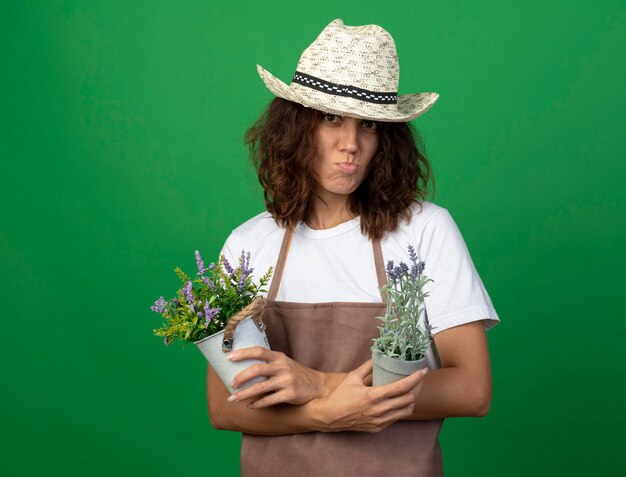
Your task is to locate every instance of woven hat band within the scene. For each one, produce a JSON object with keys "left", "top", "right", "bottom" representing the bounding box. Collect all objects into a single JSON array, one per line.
[{"left": 292, "top": 71, "right": 398, "bottom": 105}]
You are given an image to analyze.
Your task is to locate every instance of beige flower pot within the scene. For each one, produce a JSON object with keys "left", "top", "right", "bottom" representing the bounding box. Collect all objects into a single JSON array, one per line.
[
  {"left": 372, "top": 350, "right": 427, "bottom": 386},
  {"left": 195, "top": 315, "right": 270, "bottom": 394}
]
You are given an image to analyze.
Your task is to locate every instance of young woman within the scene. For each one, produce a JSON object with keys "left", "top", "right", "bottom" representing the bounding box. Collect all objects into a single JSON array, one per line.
[{"left": 207, "top": 19, "right": 500, "bottom": 476}]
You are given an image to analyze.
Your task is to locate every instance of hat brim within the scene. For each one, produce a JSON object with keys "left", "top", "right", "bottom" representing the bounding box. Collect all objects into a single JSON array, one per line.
[{"left": 257, "top": 64, "right": 438, "bottom": 123}]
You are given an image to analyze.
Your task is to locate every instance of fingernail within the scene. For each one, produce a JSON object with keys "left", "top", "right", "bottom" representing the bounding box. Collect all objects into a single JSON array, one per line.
[
  {"left": 227, "top": 395, "right": 237, "bottom": 402},
  {"left": 231, "top": 381, "right": 238, "bottom": 389},
  {"left": 226, "top": 352, "right": 236, "bottom": 361},
  {"left": 246, "top": 403, "right": 254, "bottom": 410},
  {"left": 422, "top": 367, "right": 430, "bottom": 376}
]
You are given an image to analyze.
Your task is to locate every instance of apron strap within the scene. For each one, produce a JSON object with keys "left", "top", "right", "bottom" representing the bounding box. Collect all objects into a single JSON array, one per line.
[
  {"left": 267, "top": 227, "right": 388, "bottom": 303},
  {"left": 372, "top": 238, "right": 388, "bottom": 302},
  {"left": 267, "top": 227, "right": 294, "bottom": 301}
]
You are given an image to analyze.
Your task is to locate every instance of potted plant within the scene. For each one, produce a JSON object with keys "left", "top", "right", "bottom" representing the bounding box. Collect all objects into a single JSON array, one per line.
[
  {"left": 371, "top": 244, "right": 434, "bottom": 386},
  {"left": 150, "top": 249, "right": 273, "bottom": 393}
]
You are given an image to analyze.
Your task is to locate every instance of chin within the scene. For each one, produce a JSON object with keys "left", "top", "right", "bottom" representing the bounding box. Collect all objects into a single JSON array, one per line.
[
  {"left": 329, "top": 185, "right": 359, "bottom": 196},
  {"left": 316, "top": 177, "right": 365, "bottom": 198}
]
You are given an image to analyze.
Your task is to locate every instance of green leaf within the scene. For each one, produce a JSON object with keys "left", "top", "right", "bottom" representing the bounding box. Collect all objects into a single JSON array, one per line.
[{"left": 175, "top": 267, "right": 190, "bottom": 284}]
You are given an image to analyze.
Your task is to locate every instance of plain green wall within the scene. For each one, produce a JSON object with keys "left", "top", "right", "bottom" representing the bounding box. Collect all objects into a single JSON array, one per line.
[{"left": 2, "top": 1, "right": 624, "bottom": 475}]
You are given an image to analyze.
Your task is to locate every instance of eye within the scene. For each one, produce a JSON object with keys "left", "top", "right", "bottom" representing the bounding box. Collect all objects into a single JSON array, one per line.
[
  {"left": 323, "top": 113, "right": 341, "bottom": 123},
  {"left": 361, "top": 120, "right": 379, "bottom": 130}
]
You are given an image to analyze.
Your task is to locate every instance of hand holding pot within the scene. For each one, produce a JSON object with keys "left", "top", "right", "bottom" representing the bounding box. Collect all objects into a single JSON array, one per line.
[
  {"left": 312, "top": 359, "right": 429, "bottom": 434},
  {"left": 227, "top": 346, "right": 327, "bottom": 408}
]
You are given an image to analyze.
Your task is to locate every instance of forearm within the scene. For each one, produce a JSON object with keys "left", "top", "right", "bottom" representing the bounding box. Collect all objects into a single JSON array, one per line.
[
  {"left": 210, "top": 360, "right": 433, "bottom": 435},
  {"left": 322, "top": 371, "right": 351, "bottom": 394},
  {"left": 207, "top": 365, "right": 341, "bottom": 435},
  {"left": 406, "top": 366, "right": 492, "bottom": 420},
  {"left": 398, "top": 320, "right": 493, "bottom": 421},
  {"left": 211, "top": 398, "right": 322, "bottom": 435}
]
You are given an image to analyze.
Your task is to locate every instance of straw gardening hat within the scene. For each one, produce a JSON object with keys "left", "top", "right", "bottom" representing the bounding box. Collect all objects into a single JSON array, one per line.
[{"left": 256, "top": 19, "right": 439, "bottom": 122}]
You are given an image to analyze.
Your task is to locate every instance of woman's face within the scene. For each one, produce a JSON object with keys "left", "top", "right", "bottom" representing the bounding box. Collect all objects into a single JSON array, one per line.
[{"left": 312, "top": 113, "right": 380, "bottom": 199}]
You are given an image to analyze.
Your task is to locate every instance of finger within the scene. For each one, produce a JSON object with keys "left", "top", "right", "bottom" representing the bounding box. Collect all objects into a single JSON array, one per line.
[
  {"left": 369, "top": 393, "right": 416, "bottom": 417},
  {"left": 392, "top": 367, "right": 429, "bottom": 394},
  {"left": 373, "top": 367, "right": 429, "bottom": 399},
  {"left": 370, "top": 403, "right": 415, "bottom": 432},
  {"left": 349, "top": 359, "right": 373, "bottom": 381},
  {"left": 352, "top": 401, "right": 415, "bottom": 434},
  {"left": 408, "top": 380, "right": 426, "bottom": 399},
  {"left": 232, "top": 363, "right": 277, "bottom": 389},
  {"left": 401, "top": 367, "right": 429, "bottom": 388},
  {"left": 247, "top": 390, "right": 292, "bottom": 409},
  {"left": 228, "top": 377, "right": 281, "bottom": 403},
  {"left": 228, "top": 346, "right": 276, "bottom": 362}
]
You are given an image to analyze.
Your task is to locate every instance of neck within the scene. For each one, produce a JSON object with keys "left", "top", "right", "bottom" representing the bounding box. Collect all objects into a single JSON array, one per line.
[{"left": 306, "top": 189, "right": 357, "bottom": 230}]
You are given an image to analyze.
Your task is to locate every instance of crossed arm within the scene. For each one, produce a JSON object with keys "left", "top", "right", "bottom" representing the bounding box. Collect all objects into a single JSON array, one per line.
[{"left": 207, "top": 320, "right": 492, "bottom": 435}]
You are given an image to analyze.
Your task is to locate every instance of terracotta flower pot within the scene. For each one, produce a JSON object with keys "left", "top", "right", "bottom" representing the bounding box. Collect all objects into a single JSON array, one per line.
[
  {"left": 195, "top": 315, "right": 270, "bottom": 394},
  {"left": 372, "top": 350, "right": 427, "bottom": 386}
]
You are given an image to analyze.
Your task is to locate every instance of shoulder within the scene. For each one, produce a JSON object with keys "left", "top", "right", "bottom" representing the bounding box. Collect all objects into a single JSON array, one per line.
[
  {"left": 230, "top": 210, "right": 282, "bottom": 239},
  {"left": 219, "top": 211, "right": 286, "bottom": 291},
  {"left": 220, "top": 210, "right": 285, "bottom": 260},
  {"left": 392, "top": 201, "right": 501, "bottom": 334},
  {"left": 382, "top": 200, "right": 469, "bottom": 268},
  {"left": 405, "top": 200, "right": 450, "bottom": 228},
  {"left": 384, "top": 201, "right": 454, "bottom": 244}
]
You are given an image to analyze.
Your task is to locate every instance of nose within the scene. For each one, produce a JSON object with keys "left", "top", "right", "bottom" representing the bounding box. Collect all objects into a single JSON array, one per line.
[{"left": 338, "top": 119, "right": 359, "bottom": 156}]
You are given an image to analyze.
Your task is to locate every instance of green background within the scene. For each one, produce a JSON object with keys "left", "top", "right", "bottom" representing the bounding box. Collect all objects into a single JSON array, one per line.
[{"left": 2, "top": 1, "right": 624, "bottom": 475}]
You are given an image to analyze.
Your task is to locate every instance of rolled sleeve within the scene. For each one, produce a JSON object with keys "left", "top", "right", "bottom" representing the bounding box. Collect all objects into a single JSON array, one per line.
[{"left": 418, "top": 210, "right": 500, "bottom": 334}]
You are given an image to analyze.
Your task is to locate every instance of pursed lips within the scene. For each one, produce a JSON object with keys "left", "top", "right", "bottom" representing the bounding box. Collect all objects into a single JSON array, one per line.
[{"left": 336, "top": 162, "right": 359, "bottom": 174}]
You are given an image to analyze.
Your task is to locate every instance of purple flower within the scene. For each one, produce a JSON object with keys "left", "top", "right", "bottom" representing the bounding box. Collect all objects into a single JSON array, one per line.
[
  {"left": 223, "top": 257, "right": 234, "bottom": 276},
  {"left": 406, "top": 244, "right": 425, "bottom": 278},
  {"left": 195, "top": 250, "right": 206, "bottom": 276},
  {"left": 201, "top": 276, "right": 214, "bottom": 289},
  {"left": 182, "top": 281, "right": 193, "bottom": 303},
  {"left": 394, "top": 262, "right": 409, "bottom": 279},
  {"left": 238, "top": 250, "right": 254, "bottom": 288},
  {"left": 416, "top": 260, "right": 426, "bottom": 275},
  {"left": 150, "top": 296, "right": 167, "bottom": 313},
  {"left": 203, "top": 303, "right": 221, "bottom": 327},
  {"left": 386, "top": 260, "right": 397, "bottom": 280},
  {"left": 241, "top": 250, "right": 253, "bottom": 275},
  {"left": 407, "top": 244, "right": 418, "bottom": 265}
]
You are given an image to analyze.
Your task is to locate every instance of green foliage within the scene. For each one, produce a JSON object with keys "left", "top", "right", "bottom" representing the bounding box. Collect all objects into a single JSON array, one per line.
[
  {"left": 174, "top": 267, "right": 190, "bottom": 284},
  {"left": 371, "top": 249, "right": 434, "bottom": 361},
  {"left": 151, "top": 251, "right": 273, "bottom": 346}
]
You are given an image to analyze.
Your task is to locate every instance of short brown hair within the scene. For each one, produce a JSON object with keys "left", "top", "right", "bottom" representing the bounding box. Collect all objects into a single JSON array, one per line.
[{"left": 244, "top": 98, "right": 435, "bottom": 240}]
